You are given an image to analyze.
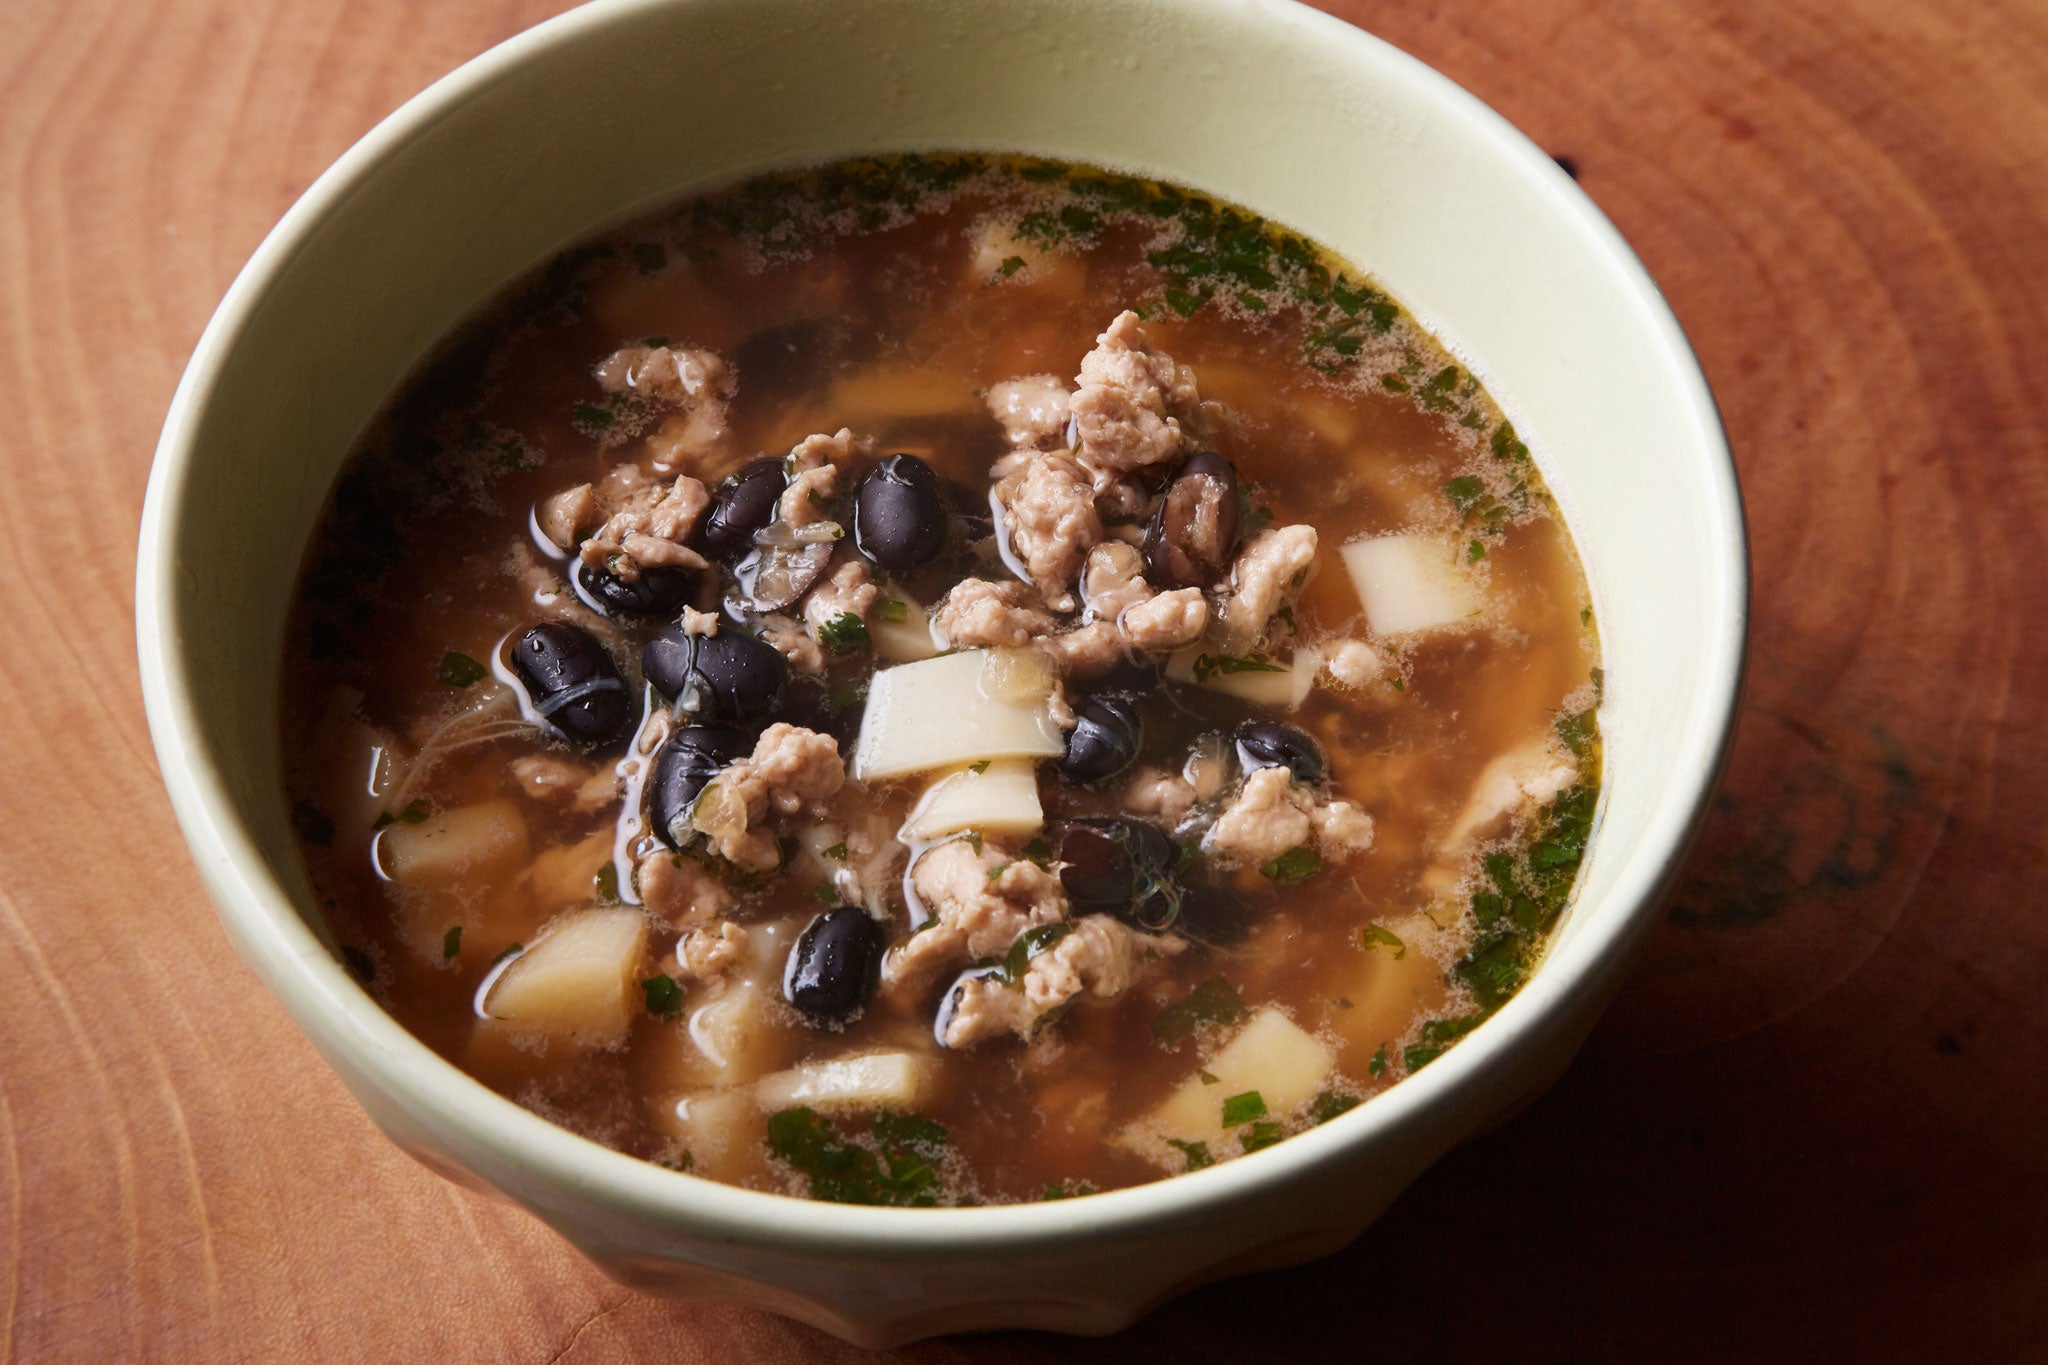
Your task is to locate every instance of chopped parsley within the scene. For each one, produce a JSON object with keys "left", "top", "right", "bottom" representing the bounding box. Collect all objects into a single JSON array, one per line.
[
  {"left": 1197, "top": 1069, "right": 1219, "bottom": 1086},
  {"left": 1311, "top": 1091, "right": 1361, "bottom": 1124},
  {"left": 822, "top": 842, "right": 849, "bottom": 861},
  {"left": 878, "top": 598, "right": 909, "bottom": 623},
  {"left": 593, "top": 861, "right": 621, "bottom": 903},
  {"left": 1151, "top": 976, "right": 1248, "bottom": 1044},
  {"left": 765, "top": 1107, "right": 950, "bottom": 1206},
  {"left": 490, "top": 943, "right": 523, "bottom": 966},
  {"left": 1191, "top": 651, "right": 1286, "bottom": 683},
  {"left": 812, "top": 881, "right": 839, "bottom": 906},
  {"left": 818, "top": 612, "right": 871, "bottom": 655},
  {"left": 1021, "top": 838, "right": 1053, "bottom": 867},
  {"left": 1403, "top": 1014, "right": 1484, "bottom": 1072},
  {"left": 1165, "top": 1138, "right": 1214, "bottom": 1171},
  {"left": 996, "top": 255, "right": 1027, "bottom": 278},
  {"left": 1041, "top": 1181, "right": 1094, "bottom": 1200},
  {"left": 441, "top": 926, "right": 462, "bottom": 960},
  {"left": 641, "top": 973, "right": 683, "bottom": 1017},
  {"left": 1261, "top": 846, "right": 1321, "bottom": 885},
  {"left": 1358, "top": 924, "right": 1406, "bottom": 958},
  {"left": 1368, "top": 1044, "right": 1388, "bottom": 1078},
  {"left": 997, "top": 921, "right": 1073, "bottom": 984},
  {"left": 968, "top": 759, "right": 991, "bottom": 775},
  {"left": 1468, "top": 538, "right": 1487, "bottom": 563},
  {"left": 572, "top": 401, "right": 613, "bottom": 429},
  {"left": 371, "top": 798, "right": 430, "bottom": 830},
  {"left": 1220, "top": 1091, "right": 1268, "bottom": 1126},
  {"left": 435, "top": 650, "right": 487, "bottom": 687},
  {"left": 1557, "top": 707, "right": 1598, "bottom": 758},
  {"left": 1239, "top": 1121, "right": 1284, "bottom": 1153},
  {"left": 341, "top": 945, "right": 376, "bottom": 984}
]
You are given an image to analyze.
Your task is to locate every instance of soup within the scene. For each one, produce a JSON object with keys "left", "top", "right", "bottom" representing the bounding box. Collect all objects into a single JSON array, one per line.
[{"left": 283, "top": 155, "right": 1602, "bottom": 1205}]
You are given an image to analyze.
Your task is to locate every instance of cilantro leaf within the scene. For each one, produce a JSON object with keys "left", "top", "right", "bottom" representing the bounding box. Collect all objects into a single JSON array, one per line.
[
  {"left": 1151, "top": 976, "right": 1248, "bottom": 1044},
  {"left": 818, "top": 612, "right": 871, "bottom": 655},
  {"left": 641, "top": 973, "right": 683, "bottom": 1016},
  {"left": 1221, "top": 1091, "right": 1267, "bottom": 1126},
  {"left": 1165, "top": 1138, "right": 1213, "bottom": 1170},
  {"left": 436, "top": 651, "right": 487, "bottom": 688},
  {"left": 1358, "top": 924, "right": 1406, "bottom": 958},
  {"left": 441, "top": 926, "right": 462, "bottom": 960},
  {"left": 1261, "top": 847, "right": 1321, "bottom": 885}
]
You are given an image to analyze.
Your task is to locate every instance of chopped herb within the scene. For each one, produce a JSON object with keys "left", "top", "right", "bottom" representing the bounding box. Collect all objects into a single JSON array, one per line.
[
  {"left": 657, "top": 1150, "right": 695, "bottom": 1172},
  {"left": 1240, "top": 1121, "right": 1284, "bottom": 1153},
  {"left": 1220, "top": 1091, "right": 1268, "bottom": 1126},
  {"left": 1176, "top": 842, "right": 1202, "bottom": 873},
  {"left": 291, "top": 800, "right": 334, "bottom": 847},
  {"left": 1197, "top": 1069, "right": 1219, "bottom": 1085},
  {"left": 341, "top": 946, "right": 376, "bottom": 984},
  {"left": 999, "top": 921, "right": 1073, "bottom": 984},
  {"left": 1191, "top": 651, "right": 1286, "bottom": 683},
  {"left": 879, "top": 598, "right": 909, "bottom": 623},
  {"left": 1380, "top": 374, "right": 1411, "bottom": 393},
  {"left": 1556, "top": 708, "right": 1598, "bottom": 758},
  {"left": 1021, "top": 838, "right": 1053, "bottom": 867},
  {"left": 1358, "top": 924, "right": 1406, "bottom": 958},
  {"left": 1590, "top": 665, "right": 1605, "bottom": 700},
  {"left": 1239, "top": 505, "right": 1275, "bottom": 537},
  {"left": 1467, "top": 539, "right": 1487, "bottom": 563},
  {"left": 435, "top": 650, "right": 488, "bottom": 687},
  {"left": 812, "top": 881, "right": 839, "bottom": 906},
  {"left": 996, "top": 254, "right": 1027, "bottom": 278},
  {"left": 1335, "top": 997, "right": 1354, "bottom": 1010},
  {"left": 1580, "top": 604, "right": 1593, "bottom": 627},
  {"left": 985, "top": 861, "right": 1012, "bottom": 882},
  {"left": 593, "top": 861, "right": 621, "bottom": 903},
  {"left": 1164, "top": 286, "right": 1209, "bottom": 317},
  {"left": 641, "top": 973, "right": 683, "bottom": 1017},
  {"left": 968, "top": 759, "right": 991, "bottom": 775},
  {"left": 442, "top": 926, "right": 462, "bottom": 960},
  {"left": 1311, "top": 1091, "right": 1361, "bottom": 1124},
  {"left": 1151, "top": 975, "right": 1249, "bottom": 1044},
  {"left": 822, "top": 842, "right": 849, "bottom": 861},
  {"left": 1368, "top": 1044, "right": 1388, "bottom": 1077},
  {"left": 371, "top": 798, "right": 430, "bottom": 830},
  {"left": 572, "top": 401, "right": 613, "bottom": 429},
  {"left": 764, "top": 1107, "right": 949, "bottom": 1206},
  {"left": 1165, "top": 1138, "right": 1214, "bottom": 1171},
  {"left": 1261, "top": 846, "right": 1321, "bottom": 885},
  {"left": 962, "top": 831, "right": 984, "bottom": 852},
  {"left": 491, "top": 943, "right": 524, "bottom": 966},
  {"left": 818, "top": 612, "right": 871, "bottom": 655},
  {"left": 1041, "top": 1181, "right": 1094, "bottom": 1200},
  {"left": 1404, "top": 1014, "right": 1484, "bottom": 1072},
  {"left": 1490, "top": 419, "right": 1531, "bottom": 463}
]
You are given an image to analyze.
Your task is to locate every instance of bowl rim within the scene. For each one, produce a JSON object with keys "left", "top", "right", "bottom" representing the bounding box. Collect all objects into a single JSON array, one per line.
[{"left": 135, "top": 0, "right": 1748, "bottom": 1254}]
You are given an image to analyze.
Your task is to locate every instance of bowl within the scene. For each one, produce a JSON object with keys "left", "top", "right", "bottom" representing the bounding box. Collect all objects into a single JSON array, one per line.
[{"left": 136, "top": 0, "right": 1746, "bottom": 1345}]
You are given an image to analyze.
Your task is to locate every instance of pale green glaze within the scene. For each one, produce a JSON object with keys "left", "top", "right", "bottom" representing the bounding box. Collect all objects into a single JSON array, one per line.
[{"left": 136, "top": 0, "right": 1745, "bottom": 1344}]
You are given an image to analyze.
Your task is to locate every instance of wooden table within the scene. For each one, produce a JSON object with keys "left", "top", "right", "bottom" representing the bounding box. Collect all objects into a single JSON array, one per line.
[{"left": 5, "top": 0, "right": 2043, "bottom": 1357}]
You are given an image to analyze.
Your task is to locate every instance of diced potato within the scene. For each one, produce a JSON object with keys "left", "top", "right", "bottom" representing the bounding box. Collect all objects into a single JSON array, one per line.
[
  {"left": 529, "top": 832, "right": 615, "bottom": 913},
  {"left": 638, "top": 980, "right": 799, "bottom": 1091},
  {"left": 483, "top": 907, "right": 647, "bottom": 1046},
  {"left": 870, "top": 588, "right": 941, "bottom": 662},
  {"left": 1343, "top": 533, "right": 1483, "bottom": 636},
  {"left": 1333, "top": 914, "right": 1452, "bottom": 1053},
  {"left": 899, "top": 759, "right": 1044, "bottom": 841},
  {"left": 853, "top": 650, "right": 1066, "bottom": 780},
  {"left": 1165, "top": 647, "right": 1321, "bottom": 709},
  {"left": 754, "top": 1051, "right": 935, "bottom": 1113},
  {"left": 649, "top": 1087, "right": 764, "bottom": 1180},
  {"left": 1120, "top": 1007, "right": 1335, "bottom": 1160},
  {"left": 380, "top": 799, "right": 529, "bottom": 888}
]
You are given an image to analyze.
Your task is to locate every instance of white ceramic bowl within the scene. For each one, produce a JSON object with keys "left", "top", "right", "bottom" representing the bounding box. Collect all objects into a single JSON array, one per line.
[{"left": 136, "top": 0, "right": 1745, "bottom": 1345}]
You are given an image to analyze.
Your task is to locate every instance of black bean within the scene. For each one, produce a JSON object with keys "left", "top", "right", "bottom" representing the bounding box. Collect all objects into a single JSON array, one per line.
[
  {"left": 1234, "top": 720, "right": 1326, "bottom": 785},
  {"left": 574, "top": 560, "right": 698, "bottom": 618},
  {"left": 694, "top": 458, "right": 786, "bottom": 563},
  {"left": 852, "top": 454, "right": 949, "bottom": 571},
  {"left": 510, "top": 621, "right": 632, "bottom": 746},
  {"left": 1058, "top": 695, "right": 1143, "bottom": 786},
  {"left": 784, "top": 906, "right": 884, "bottom": 1023},
  {"left": 1144, "top": 451, "right": 1240, "bottom": 589},
  {"left": 643, "top": 626, "right": 788, "bottom": 722},
  {"left": 647, "top": 725, "right": 754, "bottom": 849},
  {"left": 1056, "top": 817, "right": 1183, "bottom": 931}
]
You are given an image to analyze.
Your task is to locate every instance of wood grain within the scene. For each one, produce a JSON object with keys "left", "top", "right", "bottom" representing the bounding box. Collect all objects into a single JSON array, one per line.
[{"left": 3, "top": 0, "right": 2044, "bottom": 1358}]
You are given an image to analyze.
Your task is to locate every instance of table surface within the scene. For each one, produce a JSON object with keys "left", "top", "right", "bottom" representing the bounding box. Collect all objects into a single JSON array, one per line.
[{"left": 5, "top": 0, "right": 2045, "bottom": 1358}]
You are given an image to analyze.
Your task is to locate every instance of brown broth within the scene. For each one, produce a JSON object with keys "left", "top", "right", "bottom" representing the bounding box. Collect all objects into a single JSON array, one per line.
[{"left": 283, "top": 155, "right": 1602, "bottom": 1205}]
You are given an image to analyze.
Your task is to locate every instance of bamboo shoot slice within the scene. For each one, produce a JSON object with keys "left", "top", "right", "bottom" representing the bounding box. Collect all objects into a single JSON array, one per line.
[
  {"left": 899, "top": 759, "right": 1044, "bottom": 841},
  {"left": 1342, "top": 533, "right": 1483, "bottom": 636},
  {"left": 853, "top": 650, "right": 1065, "bottom": 780},
  {"left": 754, "top": 1051, "right": 935, "bottom": 1113}
]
